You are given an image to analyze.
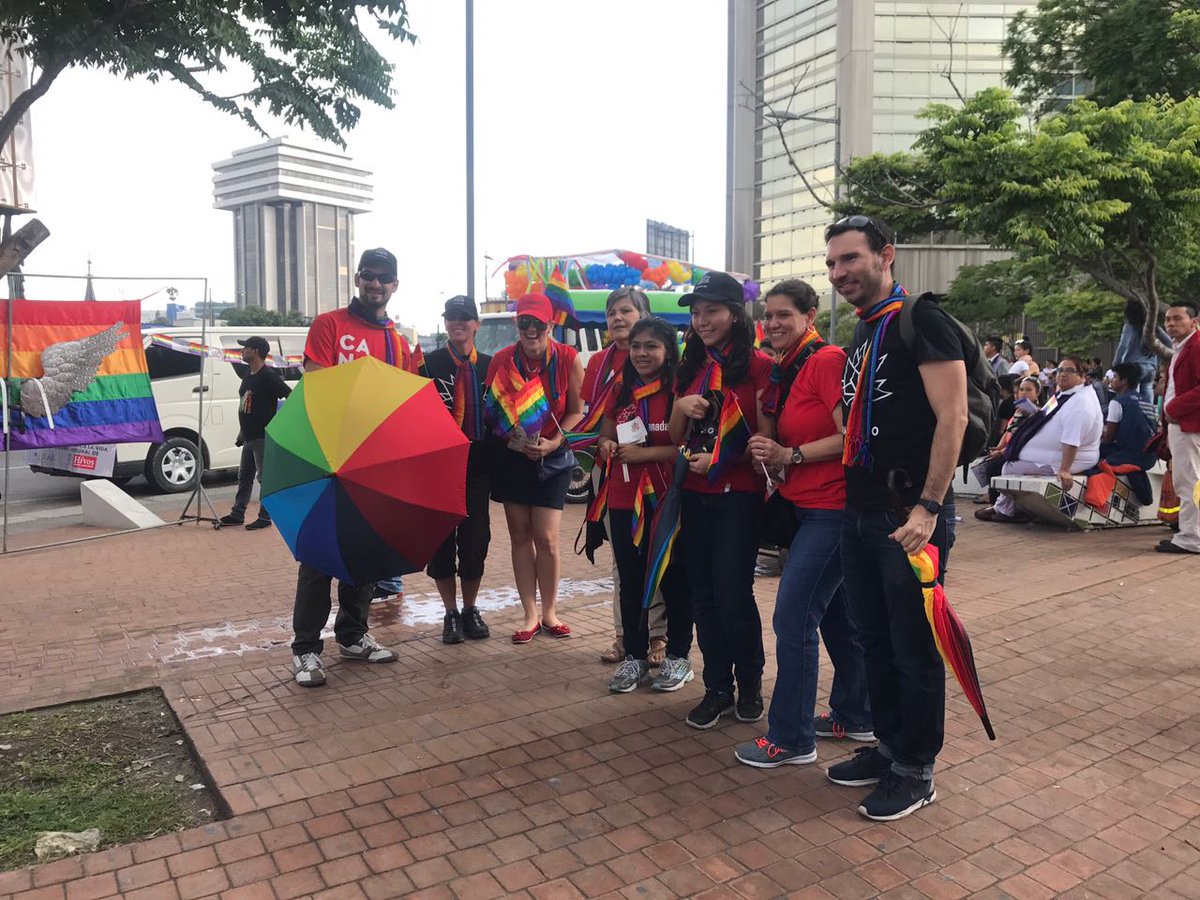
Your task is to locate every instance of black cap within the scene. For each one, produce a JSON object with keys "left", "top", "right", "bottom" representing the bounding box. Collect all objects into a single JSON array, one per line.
[
  {"left": 237, "top": 336, "right": 271, "bottom": 357},
  {"left": 678, "top": 270, "right": 744, "bottom": 307},
  {"left": 357, "top": 247, "right": 398, "bottom": 280},
  {"left": 443, "top": 295, "right": 479, "bottom": 320}
]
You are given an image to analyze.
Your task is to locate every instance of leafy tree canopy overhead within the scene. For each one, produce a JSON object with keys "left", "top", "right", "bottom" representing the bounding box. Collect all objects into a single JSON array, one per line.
[
  {"left": 1004, "top": 0, "right": 1200, "bottom": 114},
  {"left": 0, "top": 1, "right": 415, "bottom": 149},
  {"left": 221, "top": 306, "right": 307, "bottom": 326}
]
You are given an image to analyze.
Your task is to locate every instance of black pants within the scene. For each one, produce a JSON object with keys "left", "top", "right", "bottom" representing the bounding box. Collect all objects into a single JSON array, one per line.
[
  {"left": 840, "top": 504, "right": 954, "bottom": 778},
  {"left": 679, "top": 490, "right": 764, "bottom": 695},
  {"left": 230, "top": 438, "right": 268, "bottom": 522},
  {"left": 291, "top": 563, "right": 374, "bottom": 655},
  {"left": 609, "top": 507, "right": 692, "bottom": 661},
  {"left": 427, "top": 444, "right": 491, "bottom": 581}
]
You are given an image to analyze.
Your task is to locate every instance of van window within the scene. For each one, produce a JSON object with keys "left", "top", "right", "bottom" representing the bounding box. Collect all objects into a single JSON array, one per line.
[
  {"left": 146, "top": 344, "right": 202, "bottom": 380},
  {"left": 477, "top": 317, "right": 517, "bottom": 356}
]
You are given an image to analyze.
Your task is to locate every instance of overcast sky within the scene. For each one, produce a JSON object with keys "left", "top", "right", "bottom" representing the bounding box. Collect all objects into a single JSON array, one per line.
[{"left": 11, "top": 1, "right": 729, "bottom": 331}]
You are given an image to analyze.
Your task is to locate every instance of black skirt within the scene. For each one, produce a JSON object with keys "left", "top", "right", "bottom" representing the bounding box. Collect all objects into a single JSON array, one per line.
[{"left": 490, "top": 443, "right": 571, "bottom": 510}]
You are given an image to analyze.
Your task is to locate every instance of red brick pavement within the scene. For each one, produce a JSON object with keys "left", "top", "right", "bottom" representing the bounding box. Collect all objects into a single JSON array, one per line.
[{"left": 1, "top": 505, "right": 1199, "bottom": 898}]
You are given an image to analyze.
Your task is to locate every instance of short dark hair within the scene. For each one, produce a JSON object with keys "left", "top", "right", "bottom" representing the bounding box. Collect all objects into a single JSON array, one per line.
[
  {"left": 764, "top": 279, "right": 819, "bottom": 314},
  {"left": 824, "top": 215, "right": 895, "bottom": 254},
  {"left": 997, "top": 373, "right": 1016, "bottom": 393},
  {"left": 984, "top": 336, "right": 1003, "bottom": 352},
  {"left": 1111, "top": 362, "right": 1141, "bottom": 386},
  {"left": 1169, "top": 300, "right": 1198, "bottom": 318},
  {"left": 1014, "top": 339, "right": 1033, "bottom": 353},
  {"left": 1060, "top": 355, "right": 1087, "bottom": 373}
]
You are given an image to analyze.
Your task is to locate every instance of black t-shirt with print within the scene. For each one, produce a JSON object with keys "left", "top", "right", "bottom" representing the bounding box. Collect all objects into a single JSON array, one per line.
[
  {"left": 421, "top": 346, "right": 493, "bottom": 429},
  {"left": 238, "top": 366, "right": 291, "bottom": 440},
  {"left": 842, "top": 298, "right": 965, "bottom": 510}
]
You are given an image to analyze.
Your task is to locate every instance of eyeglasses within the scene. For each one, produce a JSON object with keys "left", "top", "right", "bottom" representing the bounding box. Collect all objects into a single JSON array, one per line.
[
  {"left": 828, "top": 214, "right": 890, "bottom": 247},
  {"left": 358, "top": 271, "right": 393, "bottom": 284},
  {"left": 517, "top": 316, "right": 548, "bottom": 332}
]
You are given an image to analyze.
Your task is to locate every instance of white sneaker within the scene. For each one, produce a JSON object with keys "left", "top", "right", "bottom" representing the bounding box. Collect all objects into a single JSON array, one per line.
[
  {"left": 338, "top": 633, "right": 398, "bottom": 663},
  {"left": 293, "top": 652, "right": 326, "bottom": 687}
]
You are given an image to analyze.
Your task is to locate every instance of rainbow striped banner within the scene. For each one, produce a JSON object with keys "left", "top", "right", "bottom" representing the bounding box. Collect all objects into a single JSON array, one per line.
[
  {"left": 147, "top": 333, "right": 304, "bottom": 368},
  {"left": 1, "top": 300, "right": 163, "bottom": 450},
  {"left": 545, "top": 265, "right": 576, "bottom": 326}
]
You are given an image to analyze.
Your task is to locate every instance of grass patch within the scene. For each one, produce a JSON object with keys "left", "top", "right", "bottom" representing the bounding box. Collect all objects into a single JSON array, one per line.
[{"left": 0, "top": 690, "right": 222, "bottom": 870}]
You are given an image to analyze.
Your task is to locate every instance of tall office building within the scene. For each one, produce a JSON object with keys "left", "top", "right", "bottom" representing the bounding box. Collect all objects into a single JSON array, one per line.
[
  {"left": 213, "top": 138, "right": 373, "bottom": 318},
  {"left": 727, "top": 1, "right": 1034, "bottom": 307}
]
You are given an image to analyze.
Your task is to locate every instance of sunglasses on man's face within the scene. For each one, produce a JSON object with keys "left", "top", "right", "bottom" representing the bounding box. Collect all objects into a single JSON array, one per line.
[
  {"left": 517, "top": 316, "right": 548, "bottom": 332},
  {"left": 358, "top": 270, "right": 393, "bottom": 284}
]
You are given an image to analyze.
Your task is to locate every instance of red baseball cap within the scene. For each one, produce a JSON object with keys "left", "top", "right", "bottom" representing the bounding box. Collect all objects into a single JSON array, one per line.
[{"left": 516, "top": 293, "right": 553, "bottom": 325}]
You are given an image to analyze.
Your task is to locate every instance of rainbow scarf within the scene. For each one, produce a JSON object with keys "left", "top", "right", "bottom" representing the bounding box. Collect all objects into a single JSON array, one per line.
[
  {"left": 761, "top": 328, "right": 825, "bottom": 417},
  {"left": 447, "top": 342, "right": 482, "bottom": 441},
  {"left": 631, "top": 468, "right": 657, "bottom": 546},
  {"left": 545, "top": 264, "right": 576, "bottom": 326},
  {"left": 348, "top": 298, "right": 422, "bottom": 372},
  {"left": 707, "top": 390, "right": 751, "bottom": 484},
  {"left": 698, "top": 345, "right": 726, "bottom": 394},
  {"left": 587, "top": 456, "right": 612, "bottom": 522},
  {"left": 578, "top": 344, "right": 623, "bottom": 433},
  {"left": 632, "top": 377, "right": 663, "bottom": 428},
  {"left": 843, "top": 283, "right": 909, "bottom": 469}
]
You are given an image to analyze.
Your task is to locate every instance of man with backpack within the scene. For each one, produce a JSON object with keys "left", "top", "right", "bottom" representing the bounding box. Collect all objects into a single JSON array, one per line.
[{"left": 823, "top": 215, "right": 974, "bottom": 822}]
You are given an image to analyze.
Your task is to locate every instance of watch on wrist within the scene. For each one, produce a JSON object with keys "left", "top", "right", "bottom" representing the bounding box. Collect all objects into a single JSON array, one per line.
[
  {"left": 916, "top": 498, "right": 942, "bottom": 515},
  {"left": 791, "top": 446, "right": 805, "bottom": 465}
]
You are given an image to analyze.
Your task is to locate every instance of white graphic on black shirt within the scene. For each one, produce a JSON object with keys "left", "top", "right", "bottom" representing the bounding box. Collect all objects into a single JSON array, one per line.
[
  {"left": 434, "top": 374, "right": 454, "bottom": 408},
  {"left": 842, "top": 344, "right": 892, "bottom": 407}
]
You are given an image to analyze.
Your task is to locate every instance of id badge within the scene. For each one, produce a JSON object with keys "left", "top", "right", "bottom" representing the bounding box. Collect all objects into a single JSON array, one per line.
[{"left": 616, "top": 416, "right": 648, "bottom": 446}]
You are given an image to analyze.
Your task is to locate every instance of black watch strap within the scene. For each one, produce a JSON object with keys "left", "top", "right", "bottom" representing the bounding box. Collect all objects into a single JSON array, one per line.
[{"left": 917, "top": 498, "right": 942, "bottom": 515}]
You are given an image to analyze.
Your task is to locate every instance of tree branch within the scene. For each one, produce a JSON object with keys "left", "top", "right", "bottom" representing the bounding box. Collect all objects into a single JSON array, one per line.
[{"left": 929, "top": 5, "right": 967, "bottom": 104}]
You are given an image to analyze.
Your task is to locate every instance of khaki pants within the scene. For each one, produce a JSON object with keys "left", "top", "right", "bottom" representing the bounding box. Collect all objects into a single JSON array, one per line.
[{"left": 1168, "top": 426, "right": 1200, "bottom": 553}]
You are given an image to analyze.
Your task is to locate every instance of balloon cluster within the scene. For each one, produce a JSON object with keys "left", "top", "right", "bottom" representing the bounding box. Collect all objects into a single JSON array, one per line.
[
  {"left": 585, "top": 263, "right": 643, "bottom": 290},
  {"left": 743, "top": 280, "right": 761, "bottom": 303},
  {"left": 618, "top": 251, "right": 649, "bottom": 272},
  {"left": 504, "top": 266, "right": 529, "bottom": 299}
]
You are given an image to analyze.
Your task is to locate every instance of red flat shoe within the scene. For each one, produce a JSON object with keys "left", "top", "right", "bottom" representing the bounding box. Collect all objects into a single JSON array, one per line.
[
  {"left": 541, "top": 621, "right": 571, "bottom": 638},
  {"left": 512, "top": 623, "right": 541, "bottom": 644}
]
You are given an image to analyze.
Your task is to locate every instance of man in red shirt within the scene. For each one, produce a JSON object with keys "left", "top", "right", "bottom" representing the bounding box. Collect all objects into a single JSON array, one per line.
[{"left": 290, "top": 248, "right": 419, "bottom": 687}]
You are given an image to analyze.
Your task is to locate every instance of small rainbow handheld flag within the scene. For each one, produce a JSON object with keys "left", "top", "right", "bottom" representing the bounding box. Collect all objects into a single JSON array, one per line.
[
  {"left": 545, "top": 264, "right": 576, "bottom": 326},
  {"left": 587, "top": 456, "right": 612, "bottom": 523},
  {"left": 707, "top": 391, "right": 751, "bottom": 485},
  {"left": 483, "top": 372, "right": 550, "bottom": 439},
  {"left": 631, "top": 469, "right": 658, "bottom": 546}
]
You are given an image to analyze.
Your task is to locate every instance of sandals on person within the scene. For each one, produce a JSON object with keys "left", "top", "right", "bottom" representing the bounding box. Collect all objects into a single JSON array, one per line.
[
  {"left": 599, "top": 637, "right": 623, "bottom": 663},
  {"left": 648, "top": 638, "right": 667, "bottom": 668}
]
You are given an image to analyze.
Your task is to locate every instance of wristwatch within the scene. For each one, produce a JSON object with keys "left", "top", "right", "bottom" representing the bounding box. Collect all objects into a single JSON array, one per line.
[
  {"left": 916, "top": 498, "right": 942, "bottom": 515},
  {"left": 791, "top": 446, "right": 805, "bottom": 465}
]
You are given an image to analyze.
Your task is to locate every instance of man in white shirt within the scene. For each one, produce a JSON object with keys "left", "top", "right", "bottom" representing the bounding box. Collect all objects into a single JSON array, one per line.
[{"left": 977, "top": 356, "right": 1104, "bottom": 523}]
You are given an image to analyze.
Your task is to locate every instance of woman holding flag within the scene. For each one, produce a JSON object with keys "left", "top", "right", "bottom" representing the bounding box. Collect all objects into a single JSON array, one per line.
[
  {"left": 669, "top": 271, "right": 774, "bottom": 729},
  {"left": 732, "top": 280, "right": 872, "bottom": 770},
  {"left": 485, "top": 293, "right": 585, "bottom": 643},
  {"left": 596, "top": 317, "right": 694, "bottom": 693}
]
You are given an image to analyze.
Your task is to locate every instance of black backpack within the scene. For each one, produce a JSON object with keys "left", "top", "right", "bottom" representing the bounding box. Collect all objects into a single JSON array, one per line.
[{"left": 853, "top": 292, "right": 1000, "bottom": 467}]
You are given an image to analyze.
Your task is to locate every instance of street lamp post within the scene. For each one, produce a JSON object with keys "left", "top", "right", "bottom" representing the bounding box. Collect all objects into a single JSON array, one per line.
[{"left": 465, "top": 0, "right": 475, "bottom": 303}]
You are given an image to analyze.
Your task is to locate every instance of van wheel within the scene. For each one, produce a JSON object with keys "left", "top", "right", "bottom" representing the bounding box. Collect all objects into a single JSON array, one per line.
[
  {"left": 566, "top": 449, "right": 594, "bottom": 504},
  {"left": 146, "top": 437, "right": 201, "bottom": 493}
]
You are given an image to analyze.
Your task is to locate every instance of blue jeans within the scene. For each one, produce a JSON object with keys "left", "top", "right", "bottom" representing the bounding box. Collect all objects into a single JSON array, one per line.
[
  {"left": 767, "top": 507, "right": 871, "bottom": 752},
  {"left": 679, "top": 490, "right": 764, "bottom": 695},
  {"left": 840, "top": 503, "right": 955, "bottom": 780},
  {"left": 1135, "top": 362, "right": 1156, "bottom": 405}
]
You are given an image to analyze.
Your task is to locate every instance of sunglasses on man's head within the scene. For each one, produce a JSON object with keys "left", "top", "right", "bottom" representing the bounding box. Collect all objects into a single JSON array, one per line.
[
  {"left": 829, "top": 214, "right": 889, "bottom": 247},
  {"left": 358, "top": 270, "right": 393, "bottom": 284},
  {"left": 517, "top": 316, "right": 548, "bottom": 332}
]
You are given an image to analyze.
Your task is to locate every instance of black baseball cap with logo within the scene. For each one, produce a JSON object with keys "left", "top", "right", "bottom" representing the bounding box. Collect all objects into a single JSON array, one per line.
[
  {"left": 357, "top": 248, "right": 398, "bottom": 280},
  {"left": 237, "top": 336, "right": 271, "bottom": 357},
  {"left": 678, "top": 270, "right": 745, "bottom": 307},
  {"left": 443, "top": 295, "right": 479, "bottom": 321}
]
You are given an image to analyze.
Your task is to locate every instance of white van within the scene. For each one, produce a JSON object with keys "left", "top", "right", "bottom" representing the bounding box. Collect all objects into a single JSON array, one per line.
[{"left": 31, "top": 326, "right": 310, "bottom": 492}]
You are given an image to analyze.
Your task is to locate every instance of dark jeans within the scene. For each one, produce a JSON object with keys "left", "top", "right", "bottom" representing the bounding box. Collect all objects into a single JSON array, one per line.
[
  {"left": 767, "top": 506, "right": 871, "bottom": 752},
  {"left": 427, "top": 446, "right": 491, "bottom": 582},
  {"left": 840, "top": 502, "right": 955, "bottom": 780},
  {"left": 609, "top": 508, "right": 693, "bottom": 660},
  {"left": 231, "top": 438, "right": 268, "bottom": 522},
  {"left": 680, "top": 490, "right": 763, "bottom": 695},
  {"left": 291, "top": 562, "right": 374, "bottom": 655}
]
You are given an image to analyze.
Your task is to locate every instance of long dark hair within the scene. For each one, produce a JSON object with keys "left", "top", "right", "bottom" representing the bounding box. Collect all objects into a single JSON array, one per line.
[
  {"left": 1125, "top": 298, "right": 1146, "bottom": 329},
  {"left": 615, "top": 317, "right": 680, "bottom": 408},
  {"left": 676, "top": 301, "right": 754, "bottom": 392}
]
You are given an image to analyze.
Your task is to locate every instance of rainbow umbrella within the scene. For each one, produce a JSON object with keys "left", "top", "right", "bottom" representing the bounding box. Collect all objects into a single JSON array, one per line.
[
  {"left": 907, "top": 545, "right": 996, "bottom": 740},
  {"left": 261, "top": 356, "right": 469, "bottom": 586}
]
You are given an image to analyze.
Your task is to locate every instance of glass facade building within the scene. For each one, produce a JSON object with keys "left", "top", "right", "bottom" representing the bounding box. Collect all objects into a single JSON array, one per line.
[{"left": 727, "top": 1, "right": 1036, "bottom": 306}]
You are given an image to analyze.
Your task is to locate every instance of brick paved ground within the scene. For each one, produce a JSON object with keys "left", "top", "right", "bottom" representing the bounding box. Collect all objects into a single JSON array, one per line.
[{"left": 1, "top": 502, "right": 1199, "bottom": 899}]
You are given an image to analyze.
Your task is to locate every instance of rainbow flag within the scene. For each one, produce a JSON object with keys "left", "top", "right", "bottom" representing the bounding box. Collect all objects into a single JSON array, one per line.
[
  {"left": 1, "top": 300, "right": 162, "bottom": 450},
  {"left": 545, "top": 264, "right": 576, "bottom": 326},
  {"left": 564, "top": 430, "right": 601, "bottom": 451},
  {"left": 483, "top": 370, "right": 551, "bottom": 439},
  {"left": 587, "top": 456, "right": 612, "bottom": 523},
  {"left": 631, "top": 469, "right": 657, "bottom": 546},
  {"left": 707, "top": 391, "right": 750, "bottom": 485}
]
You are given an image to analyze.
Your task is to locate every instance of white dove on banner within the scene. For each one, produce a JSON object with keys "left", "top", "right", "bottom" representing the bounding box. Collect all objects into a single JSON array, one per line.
[{"left": 19, "top": 321, "right": 129, "bottom": 418}]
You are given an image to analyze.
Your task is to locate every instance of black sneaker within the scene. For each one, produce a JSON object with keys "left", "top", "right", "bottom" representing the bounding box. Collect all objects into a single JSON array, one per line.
[
  {"left": 245, "top": 518, "right": 271, "bottom": 531},
  {"left": 813, "top": 713, "right": 875, "bottom": 742},
  {"left": 826, "top": 746, "right": 892, "bottom": 787},
  {"left": 686, "top": 690, "right": 735, "bottom": 730},
  {"left": 857, "top": 771, "right": 936, "bottom": 821},
  {"left": 442, "top": 610, "right": 465, "bottom": 645},
  {"left": 735, "top": 686, "right": 764, "bottom": 723},
  {"left": 219, "top": 513, "right": 244, "bottom": 525},
  {"left": 461, "top": 606, "right": 490, "bottom": 640}
]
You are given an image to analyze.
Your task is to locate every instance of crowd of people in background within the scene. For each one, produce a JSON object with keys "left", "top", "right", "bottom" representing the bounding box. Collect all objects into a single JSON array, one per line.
[{"left": 223, "top": 216, "right": 1199, "bottom": 825}]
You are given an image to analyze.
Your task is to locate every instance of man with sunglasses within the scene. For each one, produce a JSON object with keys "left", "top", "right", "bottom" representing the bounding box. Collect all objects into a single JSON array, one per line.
[
  {"left": 824, "top": 215, "right": 968, "bottom": 821},
  {"left": 289, "top": 248, "right": 421, "bottom": 687}
]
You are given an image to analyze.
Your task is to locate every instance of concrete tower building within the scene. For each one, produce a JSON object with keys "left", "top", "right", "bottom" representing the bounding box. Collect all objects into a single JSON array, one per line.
[
  {"left": 727, "top": 1, "right": 1038, "bottom": 311},
  {"left": 212, "top": 138, "right": 373, "bottom": 318}
]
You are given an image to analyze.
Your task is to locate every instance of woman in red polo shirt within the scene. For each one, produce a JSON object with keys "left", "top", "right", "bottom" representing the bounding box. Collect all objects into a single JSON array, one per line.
[
  {"left": 732, "top": 279, "right": 872, "bottom": 770},
  {"left": 596, "top": 317, "right": 694, "bottom": 694},
  {"left": 486, "top": 294, "right": 585, "bottom": 644},
  {"left": 668, "top": 271, "right": 773, "bottom": 730}
]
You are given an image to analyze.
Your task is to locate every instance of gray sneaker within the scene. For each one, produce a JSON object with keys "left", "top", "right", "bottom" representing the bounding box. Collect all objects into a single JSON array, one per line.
[
  {"left": 338, "top": 633, "right": 398, "bottom": 663},
  {"left": 608, "top": 656, "right": 650, "bottom": 693},
  {"left": 293, "top": 652, "right": 326, "bottom": 687},
  {"left": 650, "top": 655, "right": 694, "bottom": 692},
  {"left": 735, "top": 736, "right": 817, "bottom": 768}
]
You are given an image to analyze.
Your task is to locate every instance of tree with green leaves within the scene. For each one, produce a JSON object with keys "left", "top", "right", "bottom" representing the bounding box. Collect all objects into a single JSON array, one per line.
[
  {"left": 0, "top": 1, "right": 415, "bottom": 150},
  {"left": 221, "top": 306, "right": 307, "bottom": 326}
]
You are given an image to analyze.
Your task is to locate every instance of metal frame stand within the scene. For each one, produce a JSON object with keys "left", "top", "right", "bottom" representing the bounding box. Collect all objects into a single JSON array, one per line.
[{"left": 178, "top": 279, "right": 221, "bottom": 529}]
